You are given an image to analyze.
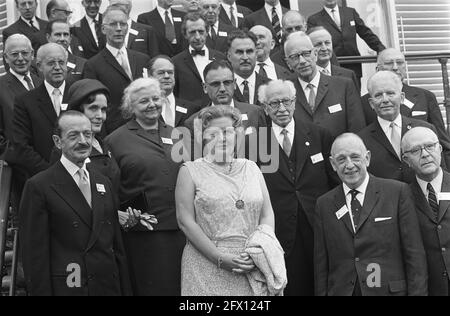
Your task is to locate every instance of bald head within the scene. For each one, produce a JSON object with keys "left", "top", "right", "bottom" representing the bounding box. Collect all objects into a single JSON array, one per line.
[
  {"left": 36, "top": 43, "right": 68, "bottom": 88},
  {"left": 377, "top": 48, "right": 407, "bottom": 81},
  {"left": 367, "top": 70, "right": 403, "bottom": 96},
  {"left": 250, "top": 25, "right": 274, "bottom": 62},
  {"left": 4, "top": 33, "right": 32, "bottom": 53},
  {"left": 331, "top": 133, "right": 368, "bottom": 157},
  {"left": 282, "top": 10, "right": 306, "bottom": 35}
]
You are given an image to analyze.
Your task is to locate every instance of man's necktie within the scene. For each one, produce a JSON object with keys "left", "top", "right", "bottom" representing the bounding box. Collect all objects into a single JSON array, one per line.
[
  {"left": 230, "top": 6, "right": 237, "bottom": 28},
  {"left": 427, "top": 183, "right": 439, "bottom": 221},
  {"left": 77, "top": 169, "right": 92, "bottom": 208},
  {"left": 165, "top": 10, "right": 177, "bottom": 44},
  {"left": 307, "top": 83, "right": 316, "bottom": 111},
  {"left": 164, "top": 102, "right": 175, "bottom": 127},
  {"left": 281, "top": 129, "right": 292, "bottom": 157},
  {"left": 29, "top": 19, "right": 39, "bottom": 32},
  {"left": 242, "top": 80, "right": 250, "bottom": 104},
  {"left": 24, "top": 75, "right": 34, "bottom": 91},
  {"left": 271, "top": 7, "right": 282, "bottom": 44},
  {"left": 390, "top": 122, "right": 401, "bottom": 158},
  {"left": 191, "top": 49, "right": 206, "bottom": 57},
  {"left": 258, "top": 63, "right": 268, "bottom": 79},
  {"left": 321, "top": 68, "right": 331, "bottom": 76},
  {"left": 331, "top": 8, "right": 341, "bottom": 31},
  {"left": 117, "top": 50, "right": 133, "bottom": 80},
  {"left": 210, "top": 25, "right": 217, "bottom": 43},
  {"left": 93, "top": 18, "right": 100, "bottom": 46},
  {"left": 350, "top": 189, "right": 362, "bottom": 230},
  {"left": 52, "top": 88, "right": 62, "bottom": 116}
]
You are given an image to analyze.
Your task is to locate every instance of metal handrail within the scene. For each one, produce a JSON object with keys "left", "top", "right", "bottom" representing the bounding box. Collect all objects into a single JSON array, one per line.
[{"left": 0, "top": 160, "right": 12, "bottom": 284}]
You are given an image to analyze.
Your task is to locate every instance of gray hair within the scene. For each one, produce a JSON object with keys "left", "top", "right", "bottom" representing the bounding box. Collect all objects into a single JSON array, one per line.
[
  {"left": 197, "top": 105, "right": 243, "bottom": 132},
  {"left": 258, "top": 79, "right": 296, "bottom": 105},
  {"left": 367, "top": 70, "right": 403, "bottom": 96},
  {"left": 103, "top": 4, "right": 129, "bottom": 22},
  {"left": 36, "top": 42, "right": 68, "bottom": 65},
  {"left": 121, "top": 77, "right": 164, "bottom": 119},
  {"left": 4, "top": 33, "right": 32, "bottom": 53},
  {"left": 284, "top": 31, "right": 313, "bottom": 56}
]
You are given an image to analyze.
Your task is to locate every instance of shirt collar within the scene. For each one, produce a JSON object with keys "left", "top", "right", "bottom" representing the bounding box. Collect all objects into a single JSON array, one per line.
[
  {"left": 167, "top": 93, "right": 176, "bottom": 107},
  {"left": 212, "top": 99, "right": 235, "bottom": 108},
  {"left": 157, "top": 5, "right": 172, "bottom": 17},
  {"left": 221, "top": 2, "right": 237, "bottom": 11},
  {"left": 235, "top": 71, "right": 256, "bottom": 86},
  {"left": 10, "top": 69, "right": 30, "bottom": 81},
  {"left": 189, "top": 45, "right": 209, "bottom": 55},
  {"left": 343, "top": 173, "right": 370, "bottom": 197},
  {"left": 85, "top": 14, "right": 100, "bottom": 24},
  {"left": 377, "top": 114, "right": 402, "bottom": 134},
  {"left": 60, "top": 154, "right": 89, "bottom": 179},
  {"left": 324, "top": 5, "right": 339, "bottom": 14},
  {"left": 317, "top": 63, "right": 332, "bottom": 74},
  {"left": 260, "top": 57, "right": 275, "bottom": 68},
  {"left": 21, "top": 16, "right": 38, "bottom": 27},
  {"left": 298, "top": 71, "right": 321, "bottom": 91},
  {"left": 272, "top": 118, "right": 295, "bottom": 137},
  {"left": 44, "top": 80, "right": 66, "bottom": 98},
  {"left": 106, "top": 43, "right": 126, "bottom": 56},
  {"left": 417, "top": 168, "right": 444, "bottom": 197},
  {"left": 265, "top": 2, "right": 282, "bottom": 15}
]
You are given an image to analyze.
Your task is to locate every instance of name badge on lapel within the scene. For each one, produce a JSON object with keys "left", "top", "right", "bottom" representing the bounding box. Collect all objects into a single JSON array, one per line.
[
  {"left": 311, "top": 153, "right": 324, "bottom": 164},
  {"left": 67, "top": 62, "right": 76, "bottom": 69},
  {"left": 237, "top": 13, "right": 244, "bottom": 18},
  {"left": 162, "top": 137, "right": 173, "bottom": 145},
  {"left": 245, "top": 127, "right": 254, "bottom": 135},
  {"left": 173, "top": 17, "right": 182, "bottom": 23},
  {"left": 403, "top": 98, "right": 415, "bottom": 109},
  {"left": 241, "top": 114, "right": 248, "bottom": 121},
  {"left": 61, "top": 103, "right": 68, "bottom": 111},
  {"left": 350, "top": 20, "right": 356, "bottom": 26},
  {"left": 142, "top": 68, "right": 149, "bottom": 78},
  {"left": 176, "top": 106, "right": 188, "bottom": 114},
  {"left": 336, "top": 205, "right": 349, "bottom": 220},
  {"left": 78, "top": 46, "right": 84, "bottom": 52},
  {"left": 96, "top": 184, "right": 106, "bottom": 194},
  {"left": 412, "top": 111, "right": 426, "bottom": 117},
  {"left": 328, "top": 104, "right": 342, "bottom": 114},
  {"left": 135, "top": 39, "right": 145, "bottom": 42},
  {"left": 218, "top": 31, "right": 228, "bottom": 37},
  {"left": 129, "top": 29, "right": 139, "bottom": 36},
  {"left": 439, "top": 192, "right": 450, "bottom": 201}
]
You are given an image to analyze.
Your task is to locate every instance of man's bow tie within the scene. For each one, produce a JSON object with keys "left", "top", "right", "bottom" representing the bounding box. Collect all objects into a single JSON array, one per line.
[{"left": 191, "top": 49, "right": 206, "bottom": 57}]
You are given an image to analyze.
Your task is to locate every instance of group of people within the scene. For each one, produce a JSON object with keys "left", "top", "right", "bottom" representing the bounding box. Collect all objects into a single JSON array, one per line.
[{"left": 0, "top": 0, "right": 448, "bottom": 297}]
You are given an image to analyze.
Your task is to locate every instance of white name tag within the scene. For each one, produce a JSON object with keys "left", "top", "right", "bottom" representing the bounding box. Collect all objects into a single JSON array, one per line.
[
  {"left": 311, "top": 153, "right": 324, "bottom": 164},
  {"left": 173, "top": 17, "right": 182, "bottom": 22},
  {"left": 161, "top": 137, "right": 173, "bottom": 145},
  {"left": 375, "top": 217, "right": 392, "bottom": 223},
  {"left": 241, "top": 114, "right": 248, "bottom": 121},
  {"left": 439, "top": 192, "right": 450, "bottom": 201},
  {"left": 218, "top": 31, "right": 228, "bottom": 37},
  {"left": 328, "top": 104, "right": 342, "bottom": 114},
  {"left": 176, "top": 106, "right": 188, "bottom": 114},
  {"left": 245, "top": 127, "right": 254, "bottom": 135},
  {"left": 135, "top": 38, "right": 145, "bottom": 42},
  {"left": 67, "top": 62, "right": 76, "bottom": 69},
  {"left": 336, "top": 205, "right": 349, "bottom": 220},
  {"left": 61, "top": 103, "right": 68, "bottom": 111},
  {"left": 96, "top": 184, "right": 106, "bottom": 193},
  {"left": 142, "top": 68, "right": 149, "bottom": 78},
  {"left": 78, "top": 46, "right": 84, "bottom": 51},
  {"left": 412, "top": 111, "right": 427, "bottom": 117},
  {"left": 350, "top": 20, "right": 356, "bottom": 26},
  {"left": 404, "top": 98, "right": 415, "bottom": 109},
  {"left": 129, "top": 29, "right": 139, "bottom": 36},
  {"left": 237, "top": 13, "right": 244, "bottom": 18}
]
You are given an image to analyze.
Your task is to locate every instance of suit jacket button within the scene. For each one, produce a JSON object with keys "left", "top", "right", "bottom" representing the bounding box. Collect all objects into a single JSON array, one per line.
[
  {"left": 442, "top": 248, "right": 447, "bottom": 253},
  {"left": 438, "top": 225, "right": 442, "bottom": 230},
  {"left": 443, "top": 271, "right": 448, "bottom": 277},
  {"left": 88, "top": 275, "right": 94, "bottom": 280},
  {"left": 72, "top": 222, "right": 79, "bottom": 228},
  {"left": 355, "top": 258, "right": 360, "bottom": 262}
]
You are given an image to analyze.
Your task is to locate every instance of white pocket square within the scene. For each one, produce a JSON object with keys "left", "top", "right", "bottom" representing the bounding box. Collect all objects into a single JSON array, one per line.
[
  {"left": 375, "top": 217, "right": 392, "bottom": 223},
  {"left": 135, "top": 39, "right": 145, "bottom": 42}
]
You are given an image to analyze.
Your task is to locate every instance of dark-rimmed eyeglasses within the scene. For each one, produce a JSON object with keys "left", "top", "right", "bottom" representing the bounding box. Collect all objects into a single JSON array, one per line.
[
  {"left": 403, "top": 142, "right": 440, "bottom": 156},
  {"left": 266, "top": 98, "right": 295, "bottom": 110},
  {"left": 6, "top": 50, "right": 33, "bottom": 59},
  {"left": 287, "top": 50, "right": 313, "bottom": 62}
]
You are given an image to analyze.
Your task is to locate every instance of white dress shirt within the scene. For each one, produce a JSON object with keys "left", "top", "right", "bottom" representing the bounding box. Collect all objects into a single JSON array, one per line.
[
  {"left": 343, "top": 173, "right": 370, "bottom": 232},
  {"left": 324, "top": 5, "right": 341, "bottom": 28},
  {"left": 298, "top": 71, "right": 321, "bottom": 101},
  {"left": 190, "top": 45, "right": 210, "bottom": 82},
  {"left": 417, "top": 168, "right": 444, "bottom": 200},
  {"left": 212, "top": 100, "right": 236, "bottom": 108},
  {"left": 106, "top": 43, "right": 131, "bottom": 72},
  {"left": 21, "top": 16, "right": 39, "bottom": 30},
  {"left": 163, "top": 93, "right": 176, "bottom": 127},
  {"left": 10, "top": 69, "right": 34, "bottom": 91},
  {"left": 85, "top": 14, "right": 100, "bottom": 46},
  {"left": 209, "top": 21, "right": 219, "bottom": 38},
  {"left": 377, "top": 115, "right": 402, "bottom": 147},
  {"left": 60, "top": 154, "right": 91, "bottom": 188},
  {"left": 221, "top": 2, "right": 238, "bottom": 26},
  {"left": 264, "top": 3, "right": 283, "bottom": 26},
  {"left": 157, "top": 5, "right": 174, "bottom": 23},
  {"left": 236, "top": 72, "right": 257, "bottom": 104},
  {"left": 317, "top": 63, "right": 332, "bottom": 76},
  {"left": 259, "top": 57, "right": 278, "bottom": 80},
  {"left": 44, "top": 80, "right": 66, "bottom": 114},
  {"left": 272, "top": 119, "right": 295, "bottom": 150}
]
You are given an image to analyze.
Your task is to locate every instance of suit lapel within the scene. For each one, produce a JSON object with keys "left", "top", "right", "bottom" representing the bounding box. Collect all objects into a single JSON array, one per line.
[
  {"left": 402, "top": 85, "right": 419, "bottom": 112},
  {"left": 81, "top": 17, "right": 98, "bottom": 49},
  {"left": 294, "top": 80, "right": 313, "bottom": 117},
  {"left": 127, "top": 49, "right": 139, "bottom": 80},
  {"left": 315, "top": 74, "right": 329, "bottom": 108},
  {"left": 184, "top": 52, "right": 202, "bottom": 82},
  {"left": 102, "top": 49, "right": 131, "bottom": 81},
  {"left": 128, "top": 120, "right": 163, "bottom": 148},
  {"left": 370, "top": 121, "right": 400, "bottom": 160},
  {"left": 85, "top": 168, "right": 106, "bottom": 252},
  {"left": 269, "top": 126, "right": 294, "bottom": 184},
  {"left": 356, "top": 177, "right": 380, "bottom": 233},
  {"left": 294, "top": 123, "right": 310, "bottom": 181},
  {"left": 438, "top": 172, "right": 450, "bottom": 223},
  {"left": 321, "top": 9, "right": 341, "bottom": 33},
  {"left": 36, "top": 84, "right": 58, "bottom": 125},
  {"left": 411, "top": 179, "right": 437, "bottom": 224},
  {"left": 334, "top": 186, "right": 355, "bottom": 235},
  {"left": 6, "top": 73, "right": 28, "bottom": 99},
  {"left": 174, "top": 99, "right": 185, "bottom": 127}
]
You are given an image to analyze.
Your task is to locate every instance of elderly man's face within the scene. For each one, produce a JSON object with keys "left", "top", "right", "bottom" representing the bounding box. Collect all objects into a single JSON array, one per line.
[
  {"left": 323, "top": 0, "right": 338, "bottom": 8},
  {"left": 47, "top": 22, "right": 71, "bottom": 50},
  {"left": 331, "top": 137, "right": 371, "bottom": 189},
  {"left": 185, "top": 19, "right": 207, "bottom": 51},
  {"left": 82, "top": 0, "right": 101, "bottom": 19},
  {"left": 17, "top": 0, "right": 37, "bottom": 20},
  {"left": 309, "top": 29, "right": 333, "bottom": 67},
  {"left": 158, "top": 0, "right": 174, "bottom": 8},
  {"left": 251, "top": 26, "right": 275, "bottom": 62},
  {"left": 200, "top": 0, "right": 220, "bottom": 26},
  {"left": 204, "top": 67, "right": 235, "bottom": 106},
  {"left": 285, "top": 36, "right": 318, "bottom": 81},
  {"left": 151, "top": 58, "right": 176, "bottom": 95},
  {"left": 403, "top": 129, "right": 442, "bottom": 181},
  {"left": 264, "top": 84, "right": 295, "bottom": 128},
  {"left": 282, "top": 14, "right": 306, "bottom": 35},
  {"left": 4, "top": 38, "right": 34, "bottom": 75},
  {"left": 184, "top": 0, "right": 200, "bottom": 12},
  {"left": 38, "top": 47, "right": 68, "bottom": 87},
  {"left": 378, "top": 50, "right": 407, "bottom": 81},
  {"left": 228, "top": 38, "right": 257, "bottom": 78},
  {"left": 49, "top": 0, "right": 72, "bottom": 22},
  {"left": 102, "top": 10, "right": 128, "bottom": 48},
  {"left": 369, "top": 78, "right": 404, "bottom": 122}
]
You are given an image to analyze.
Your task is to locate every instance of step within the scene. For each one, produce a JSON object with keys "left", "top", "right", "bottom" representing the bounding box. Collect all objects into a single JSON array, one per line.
[
  {"left": 396, "top": 0, "right": 450, "bottom": 5},
  {"left": 3, "top": 250, "right": 13, "bottom": 264}
]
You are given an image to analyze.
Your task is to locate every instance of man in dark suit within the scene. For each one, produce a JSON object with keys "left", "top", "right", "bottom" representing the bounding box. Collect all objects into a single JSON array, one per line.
[
  {"left": 307, "top": 26, "right": 359, "bottom": 91},
  {"left": 19, "top": 111, "right": 132, "bottom": 296},
  {"left": 200, "top": 0, "right": 236, "bottom": 52},
  {"left": 228, "top": 29, "right": 270, "bottom": 105},
  {"left": 358, "top": 71, "right": 450, "bottom": 183},
  {"left": 403, "top": 127, "right": 450, "bottom": 296},
  {"left": 258, "top": 79, "right": 339, "bottom": 296},
  {"left": 242, "top": 0, "right": 289, "bottom": 47},
  {"left": 361, "top": 48, "right": 447, "bottom": 146},
  {"left": 2, "top": 0, "right": 48, "bottom": 45},
  {"left": 285, "top": 32, "right": 365, "bottom": 139},
  {"left": 8, "top": 43, "right": 70, "bottom": 178},
  {"left": 173, "top": 13, "right": 225, "bottom": 106},
  {"left": 46, "top": 20, "right": 86, "bottom": 83},
  {"left": 184, "top": 60, "right": 266, "bottom": 160},
  {"left": 82, "top": 6, "right": 150, "bottom": 134},
  {"left": 149, "top": 55, "right": 202, "bottom": 127},
  {"left": 108, "top": 0, "right": 160, "bottom": 58},
  {"left": 219, "top": 0, "right": 252, "bottom": 28},
  {"left": 71, "top": 0, "right": 106, "bottom": 59},
  {"left": 250, "top": 25, "right": 291, "bottom": 81},
  {"left": 307, "top": 0, "right": 386, "bottom": 81},
  {"left": 137, "top": 0, "right": 186, "bottom": 57},
  {"left": 315, "top": 132, "right": 428, "bottom": 296}
]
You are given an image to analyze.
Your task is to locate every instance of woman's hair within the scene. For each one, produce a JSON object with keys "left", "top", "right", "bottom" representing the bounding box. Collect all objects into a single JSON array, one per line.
[
  {"left": 71, "top": 91, "right": 109, "bottom": 113},
  {"left": 121, "top": 77, "right": 163, "bottom": 119},
  {"left": 197, "top": 105, "right": 243, "bottom": 132}
]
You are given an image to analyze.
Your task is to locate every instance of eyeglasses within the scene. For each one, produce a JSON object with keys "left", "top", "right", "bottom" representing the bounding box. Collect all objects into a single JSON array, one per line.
[
  {"left": 370, "top": 91, "right": 398, "bottom": 101},
  {"left": 53, "top": 8, "right": 73, "bottom": 16},
  {"left": 104, "top": 22, "right": 128, "bottom": 29},
  {"left": 84, "top": 0, "right": 101, "bottom": 4},
  {"left": 284, "top": 26, "right": 304, "bottom": 33},
  {"left": 287, "top": 50, "right": 312, "bottom": 62},
  {"left": 6, "top": 50, "right": 33, "bottom": 59},
  {"left": 403, "top": 142, "right": 440, "bottom": 156},
  {"left": 206, "top": 80, "right": 235, "bottom": 89},
  {"left": 266, "top": 98, "right": 295, "bottom": 110}
]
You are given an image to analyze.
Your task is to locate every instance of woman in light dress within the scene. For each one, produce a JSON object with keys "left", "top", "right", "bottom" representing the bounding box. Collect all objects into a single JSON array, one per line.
[{"left": 176, "top": 105, "right": 276, "bottom": 296}]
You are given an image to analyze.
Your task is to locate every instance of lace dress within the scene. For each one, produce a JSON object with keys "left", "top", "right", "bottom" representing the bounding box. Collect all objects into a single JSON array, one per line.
[{"left": 181, "top": 158, "right": 265, "bottom": 296}]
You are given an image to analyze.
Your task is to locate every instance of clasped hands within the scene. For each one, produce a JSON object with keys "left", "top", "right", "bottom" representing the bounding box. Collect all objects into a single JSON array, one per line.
[
  {"left": 221, "top": 252, "right": 255, "bottom": 274},
  {"left": 118, "top": 208, "right": 158, "bottom": 231}
]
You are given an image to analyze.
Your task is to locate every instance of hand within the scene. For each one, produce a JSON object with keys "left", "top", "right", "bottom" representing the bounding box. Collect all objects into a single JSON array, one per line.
[
  {"left": 118, "top": 208, "right": 141, "bottom": 231},
  {"left": 219, "top": 252, "right": 255, "bottom": 274}
]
